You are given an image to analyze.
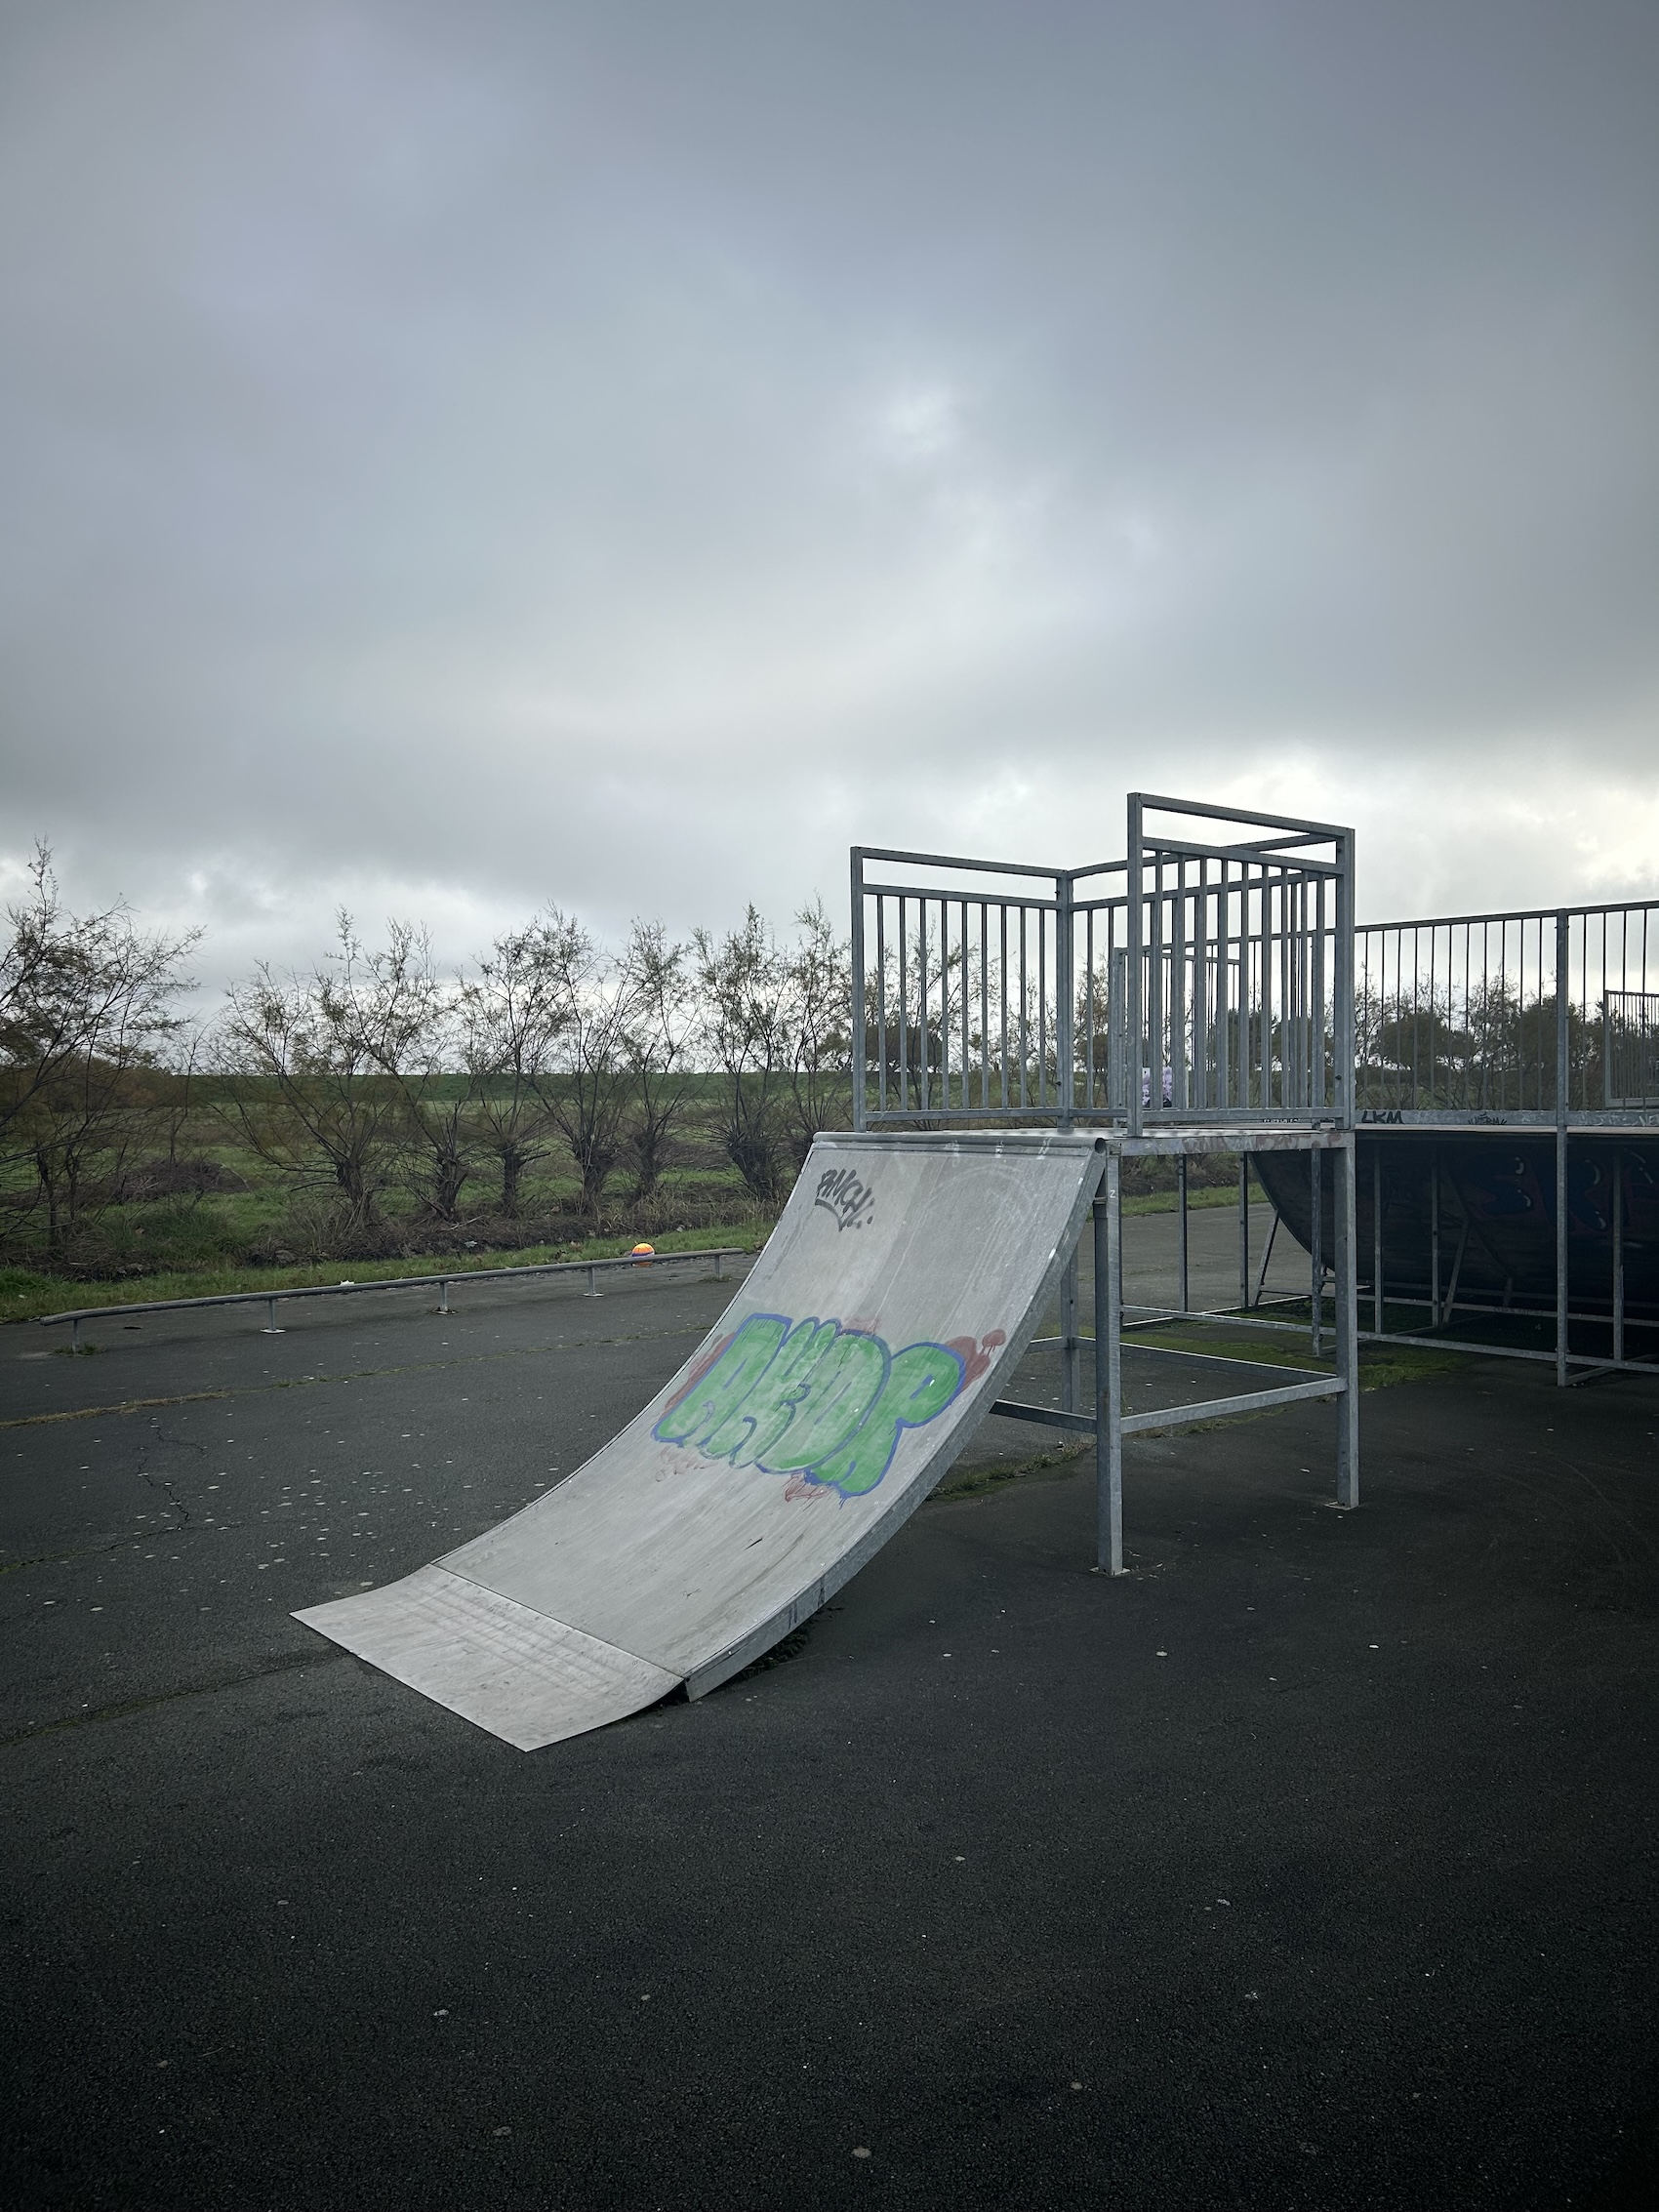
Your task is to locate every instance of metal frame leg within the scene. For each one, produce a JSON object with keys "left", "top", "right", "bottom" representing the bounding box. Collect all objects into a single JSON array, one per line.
[
  {"left": 1177, "top": 1155, "right": 1190, "bottom": 1314},
  {"left": 1555, "top": 1124, "right": 1569, "bottom": 1387},
  {"left": 1060, "top": 1248, "right": 1079, "bottom": 1413},
  {"left": 1372, "top": 1145, "right": 1384, "bottom": 1336},
  {"left": 1253, "top": 1209, "right": 1279, "bottom": 1307},
  {"left": 1613, "top": 1147, "right": 1625, "bottom": 1366},
  {"left": 1238, "top": 1156, "right": 1249, "bottom": 1312},
  {"left": 1334, "top": 1135, "right": 1359, "bottom": 1508},
  {"left": 1311, "top": 1149, "right": 1323, "bottom": 1356},
  {"left": 1094, "top": 1155, "right": 1123, "bottom": 1575}
]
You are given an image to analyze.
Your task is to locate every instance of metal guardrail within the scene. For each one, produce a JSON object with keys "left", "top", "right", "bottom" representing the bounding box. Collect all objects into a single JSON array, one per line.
[
  {"left": 1355, "top": 898, "right": 1659, "bottom": 1121},
  {"left": 850, "top": 791, "right": 1356, "bottom": 1133},
  {"left": 36, "top": 1247, "right": 748, "bottom": 1352}
]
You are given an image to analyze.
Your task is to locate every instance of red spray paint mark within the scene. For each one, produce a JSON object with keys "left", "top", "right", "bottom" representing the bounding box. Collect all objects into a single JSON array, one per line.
[
  {"left": 945, "top": 1329, "right": 1007, "bottom": 1387},
  {"left": 783, "top": 1473, "right": 833, "bottom": 1504},
  {"left": 658, "top": 1333, "right": 734, "bottom": 1421}
]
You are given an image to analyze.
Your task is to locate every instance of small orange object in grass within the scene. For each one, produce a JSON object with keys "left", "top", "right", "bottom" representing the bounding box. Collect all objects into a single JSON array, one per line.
[{"left": 629, "top": 1242, "right": 655, "bottom": 1265}]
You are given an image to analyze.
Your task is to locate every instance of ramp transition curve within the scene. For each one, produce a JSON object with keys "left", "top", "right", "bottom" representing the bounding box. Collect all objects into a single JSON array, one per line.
[{"left": 295, "top": 1130, "right": 1106, "bottom": 1749}]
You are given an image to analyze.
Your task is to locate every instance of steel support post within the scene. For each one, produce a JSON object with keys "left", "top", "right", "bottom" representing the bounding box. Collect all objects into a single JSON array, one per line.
[
  {"left": 1238, "top": 1156, "right": 1249, "bottom": 1312},
  {"left": 1056, "top": 870, "right": 1074, "bottom": 1133},
  {"left": 850, "top": 849, "right": 867, "bottom": 1133},
  {"left": 1094, "top": 1154, "right": 1123, "bottom": 1575},
  {"left": 1556, "top": 913, "right": 1570, "bottom": 1387},
  {"left": 1310, "top": 1149, "right": 1323, "bottom": 1356},
  {"left": 1177, "top": 1155, "right": 1190, "bottom": 1313},
  {"left": 1372, "top": 1146, "right": 1384, "bottom": 1336},
  {"left": 1333, "top": 1134, "right": 1359, "bottom": 1508},
  {"left": 1613, "top": 1149, "right": 1625, "bottom": 1366},
  {"left": 438, "top": 1279, "right": 450, "bottom": 1314},
  {"left": 1126, "top": 797, "right": 1145, "bottom": 1139},
  {"left": 1060, "top": 1249, "right": 1079, "bottom": 1413},
  {"left": 1430, "top": 1152, "right": 1440, "bottom": 1329}
]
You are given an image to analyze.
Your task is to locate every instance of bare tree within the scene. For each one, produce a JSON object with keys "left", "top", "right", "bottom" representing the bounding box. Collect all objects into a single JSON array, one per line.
[
  {"left": 781, "top": 900, "right": 852, "bottom": 1163},
  {"left": 622, "top": 919, "right": 696, "bottom": 1206},
  {"left": 347, "top": 921, "right": 479, "bottom": 1222},
  {"left": 0, "top": 847, "right": 198, "bottom": 1253},
  {"left": 693, "top": 906, "right": 791, "bottom": 1203},
  {"left": 459, "top": 927, "right": 568, "bottom": 1219},
  {"left": 217, "top": 914, "right": 440, "bottom": 1235},
  {"left": 483, "top": 911, "right": 637, "bottom": 1222}
]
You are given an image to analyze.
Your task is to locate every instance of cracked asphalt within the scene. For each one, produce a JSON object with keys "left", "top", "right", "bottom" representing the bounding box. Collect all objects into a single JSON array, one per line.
[{"left": 2, "top": 1254, "right": 1658, "bottom": 2210}]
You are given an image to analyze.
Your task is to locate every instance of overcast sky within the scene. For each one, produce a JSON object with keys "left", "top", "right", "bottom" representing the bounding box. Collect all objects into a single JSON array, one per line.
[{"left": 3, "top": 0, "right": 1656, "bottom": 995}]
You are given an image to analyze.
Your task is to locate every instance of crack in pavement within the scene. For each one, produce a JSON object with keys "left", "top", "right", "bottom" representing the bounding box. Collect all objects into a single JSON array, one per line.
[
  {"left": 135, "top": 1415, "right": 203, "bottom": 1537},
  {"left": 1, "top": 1645, "right": 350, "bottom": 1749}
]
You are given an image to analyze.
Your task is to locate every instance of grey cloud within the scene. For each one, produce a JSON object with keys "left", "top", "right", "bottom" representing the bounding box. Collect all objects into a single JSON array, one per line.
[{"left": 2, "top": 0, "right": 1655, "bottom": 991}]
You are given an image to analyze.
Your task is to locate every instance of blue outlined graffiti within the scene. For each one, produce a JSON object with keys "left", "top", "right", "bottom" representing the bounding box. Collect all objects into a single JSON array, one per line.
[{"left": 653, "top": 1314, "right": 969, "bottom": 1499}]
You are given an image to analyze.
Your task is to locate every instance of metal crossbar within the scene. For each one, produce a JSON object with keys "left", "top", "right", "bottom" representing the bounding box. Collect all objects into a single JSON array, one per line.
[{"left": 38, "top": 1248, "right": 745, "bottom": 1352}]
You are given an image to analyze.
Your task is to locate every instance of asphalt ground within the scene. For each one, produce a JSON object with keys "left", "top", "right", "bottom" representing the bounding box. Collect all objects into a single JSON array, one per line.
[{"left": 2, "top": 1232, "right": 1657, "bottom": 2209}]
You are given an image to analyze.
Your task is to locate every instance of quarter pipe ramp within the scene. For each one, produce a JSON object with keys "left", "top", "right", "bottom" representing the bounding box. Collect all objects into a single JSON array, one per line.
[{"left": 296, "top": 1131, "right": 1107, "bottom": 1749}]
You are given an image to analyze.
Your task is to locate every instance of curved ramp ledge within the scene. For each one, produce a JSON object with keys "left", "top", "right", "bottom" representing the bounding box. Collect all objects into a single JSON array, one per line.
[
  {"left": 294, "top": 1565, "right": 679, "bottom": 1750},
  {"left": 296, "top": 1131, "right": 1107, "bottom": 1749}
]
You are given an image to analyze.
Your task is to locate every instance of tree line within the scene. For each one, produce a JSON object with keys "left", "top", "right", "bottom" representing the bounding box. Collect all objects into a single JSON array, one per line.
[{"left": 0, "top": 849, "right": 853, "bottom": 1258}]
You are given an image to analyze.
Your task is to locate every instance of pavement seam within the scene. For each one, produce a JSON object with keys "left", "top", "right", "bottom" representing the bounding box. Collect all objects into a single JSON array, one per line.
[
  {"left": 0, "top": 1645, "right": 349, "bottom": 1749},
  {"left": 0, "top": 1321, "right": 710, "bottom": 1428}
]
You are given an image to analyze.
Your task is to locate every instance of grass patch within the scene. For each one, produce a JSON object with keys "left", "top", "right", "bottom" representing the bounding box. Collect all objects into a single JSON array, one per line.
[
  {"left": 1126, "top": 1322, "right": 1468, "bottom": 1391},
  {"left": 930, "top": 1437, "right": 1088, "bottom": 1504},
  {"left": 1121, "top": 1185, "right": 1251, "bottom": 1218},
  {"left": 0, "top": 1221, "right": 766, "bottom": 1325}
]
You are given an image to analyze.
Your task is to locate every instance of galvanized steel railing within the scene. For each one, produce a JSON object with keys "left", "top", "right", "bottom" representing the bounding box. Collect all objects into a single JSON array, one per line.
[
  {"left": 850, "top": 794, "right": 1356, "bottom": 1133},
  {"left": 1355, "top": 900, "right": 1659, "bottom": 1122}
]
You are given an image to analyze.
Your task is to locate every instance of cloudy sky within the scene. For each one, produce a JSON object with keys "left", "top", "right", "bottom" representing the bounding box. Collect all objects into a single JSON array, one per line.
[{"left": 3, "top": 0, "right": 1656, "bottom": 993}]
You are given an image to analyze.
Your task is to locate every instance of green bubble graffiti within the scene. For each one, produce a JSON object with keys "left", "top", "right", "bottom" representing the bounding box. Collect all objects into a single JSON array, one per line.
[{"left": 654, "top": 1314, "right": 967, "bottom": 1497}]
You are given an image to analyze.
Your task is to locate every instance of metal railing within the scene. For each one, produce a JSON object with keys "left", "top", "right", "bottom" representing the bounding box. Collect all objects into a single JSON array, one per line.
[
  {"left": 850, "top": 793, "right": 1356, "bottom": 1133},
  {"left": 1356, "top": 899, "right": 1659, "bottom": 1122},
  {"left": 36, "top": 1248, "right": 747, "bottom": 1353}
]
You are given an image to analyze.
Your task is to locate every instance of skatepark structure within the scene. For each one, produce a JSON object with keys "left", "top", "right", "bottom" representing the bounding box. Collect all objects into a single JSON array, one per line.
[
  {"left": 296, "top": 791, "right": 1655, "bottom": 1747},
  {"left": 299, "top": 795, "right": 1362, "bottom": 1747}
]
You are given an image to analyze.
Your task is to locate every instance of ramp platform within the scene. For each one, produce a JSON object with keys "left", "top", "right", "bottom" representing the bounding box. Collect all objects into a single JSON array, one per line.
[{"left": 296, "top": 1130, "right": 1107, "bottom": 1749}]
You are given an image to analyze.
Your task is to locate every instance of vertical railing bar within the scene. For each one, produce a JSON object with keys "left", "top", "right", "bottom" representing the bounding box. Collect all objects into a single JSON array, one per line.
[
  {"left": 898, "top": 895, "right": 910, "bottom": 1116},
  {"left": 1000, "top": 904, "right": 1010, "bottom": 1110},
  {"left": 874, "top": 893, "right": 887, "bottom": 1119}
]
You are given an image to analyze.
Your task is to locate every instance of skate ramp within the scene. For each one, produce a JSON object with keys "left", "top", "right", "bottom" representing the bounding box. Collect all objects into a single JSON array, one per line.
[{"left": 296, "top": 1130, "right": 1106, "bottom": 1749}]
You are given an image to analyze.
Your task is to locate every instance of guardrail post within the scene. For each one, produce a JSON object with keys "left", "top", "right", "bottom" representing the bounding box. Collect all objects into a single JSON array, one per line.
[
  {"left": 1094, "top": 1151, "right": 1123, "bottom": 1576},
  {"left": 439, "top": 1279, "right": 450, "bottom": 1314},
  {"left": 1556, "top": 912, "right": 1570, "bottom": 1386},
  {"left": 70, "top": 1316, "right": 82, "bottom": 1355},
  {"left": 586, "top": 1265, "right": 598, "bottom": 1297},
  {"left": 1126, "top": 797, "right": 1145, "bottom": 1139},
  {"left": 263, "top": 1297, "right": 282, "bottom": 1335},
  {"left": 1334, "top": 1132, "right": 1359, "bottom": 1508},
  {"left": 714, "top": 1251, "right": 725, "bottom": 1280},
  {"left": 851, "top": 848, "right": 868, "bottom": 1133}
]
